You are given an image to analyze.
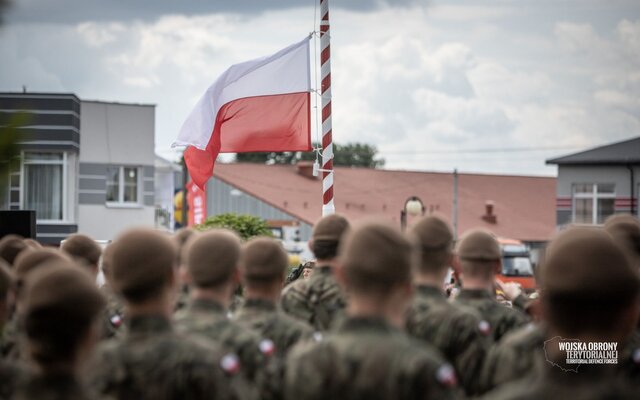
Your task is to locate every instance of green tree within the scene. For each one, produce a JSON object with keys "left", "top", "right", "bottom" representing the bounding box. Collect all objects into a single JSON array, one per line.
[
  {"left": 0, "top": 112, "right": 28, "bottom": 200},
  {"left": 195, "top": 213, "right": 273, "bottom": 240},
  {"left": 235, "top": 142, "right": 384, "bottom": 168}
]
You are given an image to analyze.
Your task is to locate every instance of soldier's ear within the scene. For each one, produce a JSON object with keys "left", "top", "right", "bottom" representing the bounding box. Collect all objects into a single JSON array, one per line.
[{"left": 493, "top": 260, "right": 501, "bottom": 275}]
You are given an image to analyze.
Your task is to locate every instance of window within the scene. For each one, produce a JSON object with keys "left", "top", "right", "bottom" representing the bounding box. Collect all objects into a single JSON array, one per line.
[
  {"left": 106, "top": 166, "right": 140, "bottom": 205},
  {"left": 572, "top": 183, "right": 615, "bottom": 224},
  {"left": 23, "top": 152, "right": 66, "bottom": 221}
]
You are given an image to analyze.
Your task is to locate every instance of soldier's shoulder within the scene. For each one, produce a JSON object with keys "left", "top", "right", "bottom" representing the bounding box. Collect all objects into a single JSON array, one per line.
[
  {"left": 479, "top": 378, "right": 541, "bottom": 400},
  {"left": 281, "top": 279, "right": 311, "bottom": 301},
  {"left": 500, "top": 323, "right": 545, "bottom": 348}
]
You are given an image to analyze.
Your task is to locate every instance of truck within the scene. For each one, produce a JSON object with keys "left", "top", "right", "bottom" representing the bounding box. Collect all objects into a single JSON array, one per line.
[{"left": 497, "top": 238, "right": 536, "bottom": 291}]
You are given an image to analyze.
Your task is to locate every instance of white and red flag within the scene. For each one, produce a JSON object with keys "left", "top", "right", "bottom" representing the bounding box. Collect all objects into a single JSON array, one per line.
[{"left": 174, "top": 37, "right": 312, "bottom": 189}]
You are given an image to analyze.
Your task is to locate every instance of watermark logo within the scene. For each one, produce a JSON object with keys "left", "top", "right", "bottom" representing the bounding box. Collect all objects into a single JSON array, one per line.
[{"left": 543, "top": 337, "right": 618, "bottom": 372}]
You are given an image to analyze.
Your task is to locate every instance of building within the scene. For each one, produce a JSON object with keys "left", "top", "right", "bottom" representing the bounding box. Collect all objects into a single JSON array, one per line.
[
  {"left": 547, "top": 136, "right": 639, "bottom": 227},
  {"left": 0, "top": 92, "right": 157, "bottom": 244},
  {"left": 206, "top": 162, "right": 557, "bottom": 252}
]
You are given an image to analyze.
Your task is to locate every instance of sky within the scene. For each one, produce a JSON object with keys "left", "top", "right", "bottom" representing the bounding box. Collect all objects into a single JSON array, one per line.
[{"left": 1, "top": 0, "right": 639, "bottom": 176}]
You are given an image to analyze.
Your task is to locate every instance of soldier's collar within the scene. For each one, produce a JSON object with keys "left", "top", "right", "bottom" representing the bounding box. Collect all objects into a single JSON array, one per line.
[
  {"left": 243, "top": 298, "right": 277, "bottom": 311},
  {"left": 415, "top": 285, "right": 446, "bottom": 299},
  {"left": 127, "top": 314, "right": 172, "bottom": 335},
  {"left": 189, "top": 298, "right": 226, "bottom": 314},
  {"left": 338, "top": 316, "right": 398, "bottom": 334},
  {"left": 312, "top": 265, "right": 333, "bottom": 276},
  {"left": 457, "top": 288, "right": 494, "bottom": 301}
]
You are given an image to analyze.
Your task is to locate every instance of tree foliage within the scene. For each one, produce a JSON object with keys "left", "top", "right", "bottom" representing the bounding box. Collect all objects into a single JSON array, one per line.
[
  {"left": 0, "top": 112, "right": 28, "bottom": 200},
  {"left": 235, "top": 142, "right": 384, "bottom": 168},
  {"left": 195, "top": 213, "right": 273, "bottom": 240}
]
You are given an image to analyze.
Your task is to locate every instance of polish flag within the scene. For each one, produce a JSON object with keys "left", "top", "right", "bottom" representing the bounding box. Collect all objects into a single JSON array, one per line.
[{"left": 174, "top": 37, "right": 312, "bottom": 189}]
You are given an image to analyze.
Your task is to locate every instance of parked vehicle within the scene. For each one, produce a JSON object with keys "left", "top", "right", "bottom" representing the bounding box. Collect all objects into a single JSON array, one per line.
[{"left": 497, "top": 238, "right": 536, "bottom": 291}]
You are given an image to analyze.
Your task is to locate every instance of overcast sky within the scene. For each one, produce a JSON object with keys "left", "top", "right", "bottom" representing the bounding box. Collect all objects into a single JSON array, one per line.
[{"left": 2, "top": 0, "right": 639, "bottom": 176}]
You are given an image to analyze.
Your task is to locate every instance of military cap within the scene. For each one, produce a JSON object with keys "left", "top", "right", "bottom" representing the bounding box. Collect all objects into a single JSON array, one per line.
[
  {"left": 541, "top": 227, "right": 639, "bottom": 301},
  {"left": 411, "top": 215, "right": 454, "bottom": 250},
  {"left": 14, "top": 248, "right": 70, "bottom": 283},
  {"left": 241, "top": 237, "right": 289, "bottom": 283},
  {"left": 61, "top": 233, "right": 102, "bottom": 267},
  {"left": 185, "top": 229, "right": 241, "bottom": 287},
  {"left": 0, "top": 234, "right": 28, "bottom": 266},
  {"left": 604, "top": 214, "right": 640, "bottom": 266},
  {"left": 456, "top": 229, "right": 501, "bottom": 261},
  {"left": 0, "top": 259, "right": 13, "bottom": 299},
  {"left": 109, "top": 228, "right": 177, "bottom": 302},
  {"left": 340, "top": 221, "right": 415, "bottom": 292},
  {"left": 312, "top": 214, "right": 350, "bottom": 242}
]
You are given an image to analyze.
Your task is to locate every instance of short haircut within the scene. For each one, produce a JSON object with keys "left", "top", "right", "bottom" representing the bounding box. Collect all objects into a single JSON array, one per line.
[
  {"left": 185, "top": 229, "right": 241, "bottom": 288},
  {"left": 23, "top": 263, "right": 105, "bottom": 368},
  {"left": 14, "top": 249, "right": 71, "bottom": 298},
  {"left": 61, "top": 234, "right": 102, "bottom": 267},
  {"left": 410, "top": 215, "right": 454, "bottom": 273},
  {"left": 0, "top": 235, "right": 28, "bottom": 266},
  {"left": 173, "top": 228, "right": 198, "bottom": 266},
  {"left": 110, "top": 228, "right": 177, "bottom": 304},
  {"left": 241, "top": 237, "right": 288, "bottom": 285},
  {"left": 604, "top": 214, "right": 640, "bottom": 268},
  {"left": 541, "top": 227, "right": 640, "bottom": 336},
  {"left": 0, "top": 260, "right": 13, "bottom": 300},
  {"left": 311, "top": 214, "right": 350, "bottom": 260},
  {"left": 340, "top": 221, "right": 415, "bottom": 295}
]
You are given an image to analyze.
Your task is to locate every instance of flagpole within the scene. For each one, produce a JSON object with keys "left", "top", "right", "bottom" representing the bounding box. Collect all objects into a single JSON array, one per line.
[{"left": 320, "top": 0, "right": 335, "bottom": 216}]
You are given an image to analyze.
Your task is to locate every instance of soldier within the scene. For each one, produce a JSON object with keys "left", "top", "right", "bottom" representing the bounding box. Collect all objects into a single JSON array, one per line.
[
  {"left": 405, "top": 216, "right": 491, "bottom": 395},
  {"left": 0, "top": 235, "right": 28, "bottom": 267},
  {"left": 453, "top": 229, "right": 528, "bottom": 342},
  {"left": 0, "top": 260, "right": 23, "bottom": 400},
  {"left": 99, "top": 244, "right": 125, "bottom": 338},
  {"left": 2, "top": 248, "right": 70, "bottom": 360},
  {"left": 604, "top": 214, "right": 640, "bottom": 270},
  {"left": 281, "top": 214, "right": 349, "bottom": 331},
  {"left": 485, "top": 227, "right": 640, "bottom": 399},
  {"left": 173, "top": 229, "right": 268, "bottom": 395},
  {"left": 88, "top": 228, "right": 241, "bottom": 400},
  {"left": 285, "top": 221, "right": 462, "bottom": 400},
  {"left": 173, "top": 227, "right": 198, "bottom": 312},
  {"left": 235, "top": 237, "right": 314, "bottom": 355},
  {"left": 12, "top": 263, "right": 105, "bottom": 399},
  {"left": 60, "top": 233, "right": 102, "bottom": 280}
]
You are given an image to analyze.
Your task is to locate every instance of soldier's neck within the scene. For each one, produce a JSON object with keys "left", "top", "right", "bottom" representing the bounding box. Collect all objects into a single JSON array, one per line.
[
  {"left": 315, "top": 259, "right": 339, "bottom": 269},
  {"left": 461, "top": 277, "right": 494, "bottom": 292},
  {"left": 413, "top": 273, "right": 447, "bottom": 291},
  {"left": 244, "top": 281, "right": 281, "bottom": 304},
  {"left": 127, "top": 291, "right": 173, "bottom": 319},
  {"left": 191, "top": 287, "right": 232, "bottom": 309},
  {"left": 347, "top": 292, "right": 408, "bottom": 329}
]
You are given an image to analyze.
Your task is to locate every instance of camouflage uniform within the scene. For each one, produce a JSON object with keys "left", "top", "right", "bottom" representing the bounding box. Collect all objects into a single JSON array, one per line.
[
  {"left": 89, "top": 314, "right": 242, "bottom": 400},
  {"left": 406, "top": 285, "right": 491, "bottom": 395},
  {"left": 285, "top": 316, "right": 463, "bottom": 400},
  {"left": 478, "top": 323, "right": 546, "bottom": 393},
  {"left": 12, "top": 372, "right": 99, "bottom": 400},
  {"left": 280, "top": 266, "right": 346, "bottom": 331},
  {"left": 234, "top": 298, "right": 314, "bottom": 356},
  {"left": 100, "top": 285, "right": 125, "bottom": 339},
  {"left": 174, "top": 298, "right": 269, "bottom": 386},
  {"left": 0, "top": 359, "right": 27, "bottom": 400},
  {"left": 454, "top": 288, "right": 528, "bottom": 342}
]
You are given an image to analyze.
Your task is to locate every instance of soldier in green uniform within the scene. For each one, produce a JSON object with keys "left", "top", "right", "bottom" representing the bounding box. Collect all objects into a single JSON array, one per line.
[
  {"left": 405, "top": 216, "right": 491, "bottom": 395},
  {"left": 12, "top": 263, "right": 105, "bottom": 400},
  {"left": 174, "top": 229, "right": 271, "bottom": 394},
  {"left": 484, "top": 227, "right": 640, "bottom": 400},
  {"left": 173, "top": 227, "right": 198, "bottom": 312},
  {"left": 453, "top": 229, "right": 528, "bottom": 343},
  {"left": 285, "top": 221, "right": 463, "bottom": 400},
  {"left": 235, "top": 237, "right": 314, "bottom": 355},
  {"left": 280, "top": 214, "right": 349, "bottom": 331},
  {"left": 0, "top": 260, "right": 25, "bottom": 400},
  {"left": 88, "top": 228, "right": 244, "bottom": 400}
]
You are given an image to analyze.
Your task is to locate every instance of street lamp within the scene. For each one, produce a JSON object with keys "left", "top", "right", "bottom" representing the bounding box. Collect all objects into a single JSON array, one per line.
[{"left": 400, "top": 196, "right": 425, "bottom": 231}]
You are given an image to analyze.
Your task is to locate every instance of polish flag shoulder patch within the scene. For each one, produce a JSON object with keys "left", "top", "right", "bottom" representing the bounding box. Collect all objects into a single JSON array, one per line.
[
  {"left": 478, "top": 320, "right": 491, "bottom": 336},
  {"left": 259, "top": 339, "right": 275, "bottom": 356},
  {"left": 436, "top": 364, "right": 458, "bottom": 388},
  {"left": 220, "top": 353, "right": 241, "bottom": 375},
  {"left": 110, "top": 314, "right": 122, "bottom": 328}
]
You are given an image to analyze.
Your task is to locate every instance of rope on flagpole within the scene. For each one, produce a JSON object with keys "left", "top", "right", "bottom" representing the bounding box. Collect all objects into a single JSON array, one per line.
[{"left": 319, "top": 0, "right": 335, "bottom": 216}]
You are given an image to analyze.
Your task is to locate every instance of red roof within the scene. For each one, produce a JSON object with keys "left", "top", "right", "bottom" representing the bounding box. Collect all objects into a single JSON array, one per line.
[{"left": 213, "top": 163, "right": 557, "bottom": 242}]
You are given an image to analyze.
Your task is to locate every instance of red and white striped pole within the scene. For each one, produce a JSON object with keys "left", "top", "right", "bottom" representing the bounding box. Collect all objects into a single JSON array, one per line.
[{"left": 320, "top": 0, "right": 335, "bottom": 216}]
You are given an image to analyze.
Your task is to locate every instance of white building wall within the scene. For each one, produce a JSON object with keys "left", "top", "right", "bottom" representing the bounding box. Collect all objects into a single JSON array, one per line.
[{"left": 78, "top": 205, "right": 156, "bottom": 241}]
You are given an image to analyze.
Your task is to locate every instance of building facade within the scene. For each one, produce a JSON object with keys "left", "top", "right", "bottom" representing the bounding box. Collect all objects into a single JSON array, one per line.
[
  {"left": 547, "top": 136, "right": 639, "bottom": 227},
  {"left": 1, "top": 92, "right": 156, "bottom": 244}
]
